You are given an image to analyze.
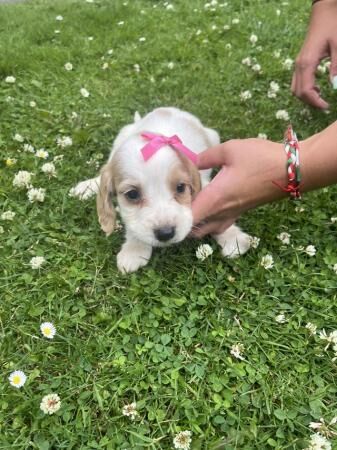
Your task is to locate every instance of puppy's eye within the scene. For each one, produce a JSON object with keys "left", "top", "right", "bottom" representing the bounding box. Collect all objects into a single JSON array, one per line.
[
  {"left": 125, "top": 189, "right": 140, "bottom": 201},
  {"left": 176, "top": 183, "right": 186, "bottom": 194}
]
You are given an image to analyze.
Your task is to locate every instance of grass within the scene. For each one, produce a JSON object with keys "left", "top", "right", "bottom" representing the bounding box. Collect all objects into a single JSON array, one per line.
[{"left": 0, "top": 0, "right": 337, "bottom": 449}]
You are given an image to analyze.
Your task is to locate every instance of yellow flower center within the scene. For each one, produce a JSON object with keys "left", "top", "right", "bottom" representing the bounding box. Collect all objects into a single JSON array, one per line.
[{"left": 12, "top": 375, "right": 21, "bottom": 385}]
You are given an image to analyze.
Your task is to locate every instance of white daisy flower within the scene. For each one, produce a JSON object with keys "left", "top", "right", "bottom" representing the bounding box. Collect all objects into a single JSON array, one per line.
[
  {"left": 5, "top": 75, "right": 16, "bottom": 83},
  {"left": 275, "top": 313, "right": 287, "bottom": 323},
  {"left": 230, "top": 343, "right": 245, "bottom": 360},
  {"left": 305, "top": 245, "right": 316, "bottom": 257},
  {"left": 64, "top": 62, "right": 73, "bottom": 71},
  {"left": 41, "top": 162, "right": 56, "bottom": 177},
  {"left": 23, "top": 143, "right": 35, "bottom": 153},
  {"left": 258, "top": 133, "right": 267, "bottom": 139},
  {"left": 305, "top": 322, "right": 317, "bottom": 335},
  {"left": 196, "top": 244, "right": 213, "bottom": 261},
  {"left": 30, "top": 256, "right": 46, "bottom": 269},
  {"left": 56, "top": 136, "right": 72, "bottom": 148},
  {"left": 80, "top": 88, "right": 90, "bottom": 98},
  {"left": 40, "top": 393, "right": 61, "bottom": 414},
  {"left": 13, "top": 171, "right": 33, "bottom": 189},
  {"left": 56, "top": 15, "right": 63, "bottom": 21},
  {"left": 35, "top": 149, "right": 49, "bottom": 159},
  {"left": 40, "top": 322, "right": 56, "bottom": 339},
  {"left": 1, "top": 210, "right": 16, "bottom": 221},
  {"left": 249, "top": 34, "right": 258, "bottom": 45},
  {"left": 29, "top": 101, "right": 37, "bottom": 108},
  {"left": 173, "top": 431, "right": 192, "bottom": 450},
  {"left": 275, "top": 109, "right": 289, "bottom": 121},
  {"left": 14, "top": 133, "right": 24, "bottom": 142},
  {"left": 282, "top": 58, "right": 293, "bottom": 70},
  {"left": 277, "top": 232, "right": 290, "bottom": 245},
  {"left": 240, "top": 90, "right": 252, "bottom": 101},
  {"left": 260, "top": 254, "right": 274, "bottom": 269},
  {"left": 122, "top": 402, "right": 138, "bottom": 420},
  {"left": 249, "top": 236, "right": 260, "bottom": 248},
  {"left": 305, "top": 433, "right": 331, "bottom": 450},
  {"left": 27, "top": 187, "right": 45, "bottom": 203},
  {"left": 9, "top": 370, "right": 27, "bottom": 388}
]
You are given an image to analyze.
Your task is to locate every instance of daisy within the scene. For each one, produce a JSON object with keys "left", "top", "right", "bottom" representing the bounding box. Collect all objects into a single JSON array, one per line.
[
  {"left": 56, "top": 136, "right": 72, "bottom": 148},
  {"left": 9, "top": 370, "right": 27, "bottom": 388},
  {"left": 305, "top": 245, "right": 316, "bottom": 257},
  {"left": 277, "top": 232, "right": 290, "bottom": 245},
  {"left": 14, "top": 133, "right": 24, "bottom": 142},
  {"left": 5, "top": 76, "right": 16, "bottom": 83},
  {"left": 35, "top": 149, "right": 49, "bottom": 159},
  {"left": 27, "top": 187, "right": 45, "bottom": 203},
  {"left": 305, "top": 433, "right": 331, "bottom": 450},
  {"left": 173, "top": 431, "right": 192, "bottom": 450},
  {"left": 249, "top": 236, "right": 260, "bottom": 248},
  {"left": 80, "top": 88, "right": 90, "bottom": 98},
  {"left": 260, "top": 254, "right": 274, "bottom": 269},
  {"left": 122, "top": 402, "right": 138, "bottom": 420},
  {"left": 64, "top": 62, "right": 73, "bottom": 71},
  {"left": 196, "top": 244, "right": 213, "bottom": 261},
  {"left": 30, "top": 256, "right": 46, "bottom": 269},
  {"left": 40, "top": 322, "right": 56, "bottom": 339},
  {"left": 13, "top": 171, "right": 33, "bottom": 189},
  {"left": 305, "top": 322, "right": 317, "bottom": 335},
  {"left": 1, "top": 210, "right": 16, "bottom": 221},
  {"left": 230, "top": 343, "right": 245, "bottom": 360},
  {"left": 240, "top": 90, "right": 252, "bottom": 101},
  {"left": 275, "top": 109, "right": 289, "bottom": 121},
  {"left": 41, "top": 162, "right": 56, "bottom": 177},
  {"left": 40, "top": 393, "right": 61, "bottom": 414}
]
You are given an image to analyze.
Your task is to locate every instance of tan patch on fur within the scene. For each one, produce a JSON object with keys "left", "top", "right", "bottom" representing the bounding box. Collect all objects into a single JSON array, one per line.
[{"left": 168, "top": 153, "right": 201, "bottom": 205}]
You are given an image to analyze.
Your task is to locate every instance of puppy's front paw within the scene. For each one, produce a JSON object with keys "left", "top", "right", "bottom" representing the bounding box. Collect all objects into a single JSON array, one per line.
[
  {"left": 69, "top": 178, "right": 99, "bottom": 200},
  {"left": 117, "top": 241, "right": 152, "bottom": 274},
  {"left": 213, "top": 225, "right": 251, "bottom": 259}
]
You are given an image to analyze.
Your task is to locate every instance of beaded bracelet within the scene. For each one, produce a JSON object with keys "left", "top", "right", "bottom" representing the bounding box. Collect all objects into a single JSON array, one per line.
[{"left": 273, "top": 125, "right": 301, "bottom": 200}]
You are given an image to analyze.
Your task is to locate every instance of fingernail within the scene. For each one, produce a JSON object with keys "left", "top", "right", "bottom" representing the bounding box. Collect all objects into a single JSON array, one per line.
[{"left": 332, "top": 75, "right": 337, "bottom": 89}]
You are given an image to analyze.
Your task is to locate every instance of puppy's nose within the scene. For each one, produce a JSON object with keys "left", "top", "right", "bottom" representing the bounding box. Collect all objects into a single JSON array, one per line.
[{"left": 154, "top": 226, "right": 176, "bottom": 242}]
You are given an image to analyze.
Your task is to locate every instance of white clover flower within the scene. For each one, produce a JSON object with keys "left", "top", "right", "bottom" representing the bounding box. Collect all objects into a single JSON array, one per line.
[
  {"left": 277, "top": 232, "right": 290, "bottom": 245},
  {"left": 317, "top": 64, "right": 326, "bottom": 74},
  {"left": 102, "top": 62, "right": 109, "bottom": 70},
  {"left": 333, "top": 264, "right": 337, "bottom": 275},
  {"left": 273, "top": 50, "right": 281, "bottom": 58},
  {"left": 166, "top": 4, "right": 174, "bottom": 10},
  {"left": 139, "top": 37, "right": 146, "bottom": 42},
  {"left": 87, "top": 36, "right": 94, "bottom": 41},
  {"left": 305, "top": 245, "right": 316, "bottom": 257},
  {"left": 107, "top": 49, "right": 113, "bottom": 55},
  {"left": 5, "top": 75, "right": 16, "bottom": 83},
  {"left": 196, "top": 244, "right": 213, "bottom": 261},
  {"left": 173, "top": 431, "right": 192, "bottom": 450},
  {"left": 230, "top": 343, "right": 245, "bottom": 360},
  {"left": 225, "top": 43, "right": 232, "bottom": 50},
  {"left": 41, "top": 162, "right": 56, "bottom": 177},
  {"left": 56, "top": 136, "right": 72, "bottom": 148},
  {"left": 64, "top": 62, "right": 73, "bottom": 71},
  {"left": 134, "top": 64, "right": 140, "bottom": 73},
  {"left": 240, "top": 90, "right": 252, "bottom": 101},
  {"left": 0, "top": 226, "right": 4, "bottom": 234},
  {"left": 13, "top": 171, "right": 33, "bottom": 189},
  {"left": 283, "top": 58, "right": 293, "bottom": 70},
  {"left": 249, "top": 236, "right": 260, "bottom": 248},
  {"left": 56, "top": 15, "right": 63, "bottom": 21},
  {"left": 23, "top": 143, "right": 35, "bottom": 153},
  {"left": 196, "top": 29, "right": 202, "bottom": 35},
  {"left": 275, "top": 313, "right": 287, "bottom": 323},
  {"left": 40, "top": 322, "right": 56, "bottom": 339},
  {"left": 30, "top": 256, "right": 46, "bottom": 269},
  {"left": 260, "top": 254, "right": 274, "bottom": 269},
  {"left": 223, "top": 25, "right": 230, "bottom": 31},
  {"left": 306, "top": 322, "right": 317, "bottom": 335},
  {"left": 305, "top": 433, "right": 331, "bottom": 450},
  {"left": 257, "top": 133, "right": 267, "bottom": 139},
  {"left": 35, "top": 149, "right": 49, "bottom": 159},
  {"left": 275, "top": 109, "right": 289, "bottom": 121},
  {"left": 242, "top": 56, "right": 252, "bottom": 66},
  {"left": 319, "top": 329, "right": 337, "bottom": 348},
  {"left": 227, "top": 275, "right": 236, "bottom": 282},
  {"left": 232, "top": 18, "right": 240, "bottom": 24},
  {"left": 14, "top": 133, "right": 24, "bottom": 142},
  {"left": 330, "top": 217, "right": 337, "bottom": 223},
  {"left": 276, "top": 8, "right": 281, "bottom": 15},
  {"left": 9, "top": 370, "right": 27, "bottom": 388},
  {"left": 249, "top": 34, "right": 258, "bottom": 45},
  {"left": 122, "top": 402, "right": 138, "bottom": 420},
  {"left": 54, "top": 29, "right": 60, "bottom": 34},
  {"left": 29, "top": 101, "right": 37, "bottom": 108},
  {"left": 118, "top": 21, "right": 124, "bottom": 25},
  {"left": 27, "top": 187, "right": 46, "bottom": 203},
  {"left": 40, "top": 394, "right": 61, "bottom": 414},
  {"left": 309, "top": 419, "right": 324, "bottom": 430},
  {"left": 1, "top": 210, "right": 16, "bottom": 221},
  {"left": 268, "top": 81, "right": 280, "bottom": 98},
  {"left": 211, "top": 25, "right": 217, "bottom": 30},
  {"left": 167, "top": 62, "right": 175, "bottom": 69},
  {"left": 252, "top": 63, "right": 262, "bottom": 73},
  {"left": 80, "top": 88, "right": 90, "bottom": 98}
]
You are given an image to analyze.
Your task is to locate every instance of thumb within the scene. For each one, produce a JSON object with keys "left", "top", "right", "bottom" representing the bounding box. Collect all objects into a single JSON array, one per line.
[{"left": 197, "top": 141, "right": 233, "bottom": 170}]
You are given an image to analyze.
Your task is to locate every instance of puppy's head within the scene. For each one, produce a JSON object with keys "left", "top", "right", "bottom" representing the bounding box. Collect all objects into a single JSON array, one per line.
[{"left": 97, "top": 135, "right": 201, "bottom": 246}]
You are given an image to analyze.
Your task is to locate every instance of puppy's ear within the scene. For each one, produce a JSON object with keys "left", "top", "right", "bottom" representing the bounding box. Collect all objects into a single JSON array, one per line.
[
  {"left": 176, "top": 152, "right": 201, "bottom": 198},
  {"left": 97, "top": 161, "right": 116, "bottom": 236}
]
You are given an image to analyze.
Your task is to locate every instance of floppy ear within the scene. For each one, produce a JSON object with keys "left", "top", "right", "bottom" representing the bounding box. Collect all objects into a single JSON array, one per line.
[
  {"left": 96, "top": 161, "right": 116, "bottom": 236},
  {"left": 176, "top": 152, "right": 201, "bottom": 198}
]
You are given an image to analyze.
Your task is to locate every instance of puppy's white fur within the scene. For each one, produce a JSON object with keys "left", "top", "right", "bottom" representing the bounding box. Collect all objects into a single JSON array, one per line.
[{"left": 71, "top": 107, "right": 251, "bottom": 273}]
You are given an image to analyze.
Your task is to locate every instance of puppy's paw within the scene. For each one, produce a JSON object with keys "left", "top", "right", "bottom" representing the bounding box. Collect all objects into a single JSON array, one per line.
[
  {"left": 69, "top": 178, "right": 99, "bottom": 200},
  {"left": 213, "top": 225, "right": 251, "bottom": 259},
  {"left": 117, "top": 241, "right": 152, "bottom": 274}
]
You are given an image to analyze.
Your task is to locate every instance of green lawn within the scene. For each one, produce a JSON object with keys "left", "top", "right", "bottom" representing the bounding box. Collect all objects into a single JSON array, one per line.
[{"left": 1, "top": 0, "right": 337, "bottom": 449}]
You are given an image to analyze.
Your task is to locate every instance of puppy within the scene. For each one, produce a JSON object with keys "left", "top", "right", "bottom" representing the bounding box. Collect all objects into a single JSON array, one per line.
[{"left": 70, "top": 107, "right": 251, "bottom": 273}]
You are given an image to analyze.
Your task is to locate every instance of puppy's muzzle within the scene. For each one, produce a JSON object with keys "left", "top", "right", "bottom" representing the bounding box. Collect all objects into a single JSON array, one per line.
[{"left": 154, "top": 226, "right": 176, "bottom": 242}]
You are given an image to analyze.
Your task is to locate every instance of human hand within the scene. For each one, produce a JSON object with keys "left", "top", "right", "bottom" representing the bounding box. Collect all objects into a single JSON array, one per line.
[
  {"left": 291, "top": 0, "right": 337, "bottom": 109},
  {"left": 191, "top": 138, "right": 287, "bottom": 238}
]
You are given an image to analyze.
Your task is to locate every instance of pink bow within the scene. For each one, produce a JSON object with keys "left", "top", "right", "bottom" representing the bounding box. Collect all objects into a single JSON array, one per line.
[{"left": 140, "top": 132, "right": 198, "bottom": 165}]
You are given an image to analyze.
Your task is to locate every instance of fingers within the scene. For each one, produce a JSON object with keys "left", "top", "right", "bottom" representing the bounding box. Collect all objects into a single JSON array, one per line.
[
  {"left": 191, "top": 176, "right": 222, "bottom": 225},
  {"left": 197, "top": 141, "right": 234, "bottom": 170},
  {"left": 191, "top": 217, "right": 236, "bottom": 238}
]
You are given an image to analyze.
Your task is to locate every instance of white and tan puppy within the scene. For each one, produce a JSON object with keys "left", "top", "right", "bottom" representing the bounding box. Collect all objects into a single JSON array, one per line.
[{"left": 71, "top": 107, "right": 251, "bottom": 273}]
